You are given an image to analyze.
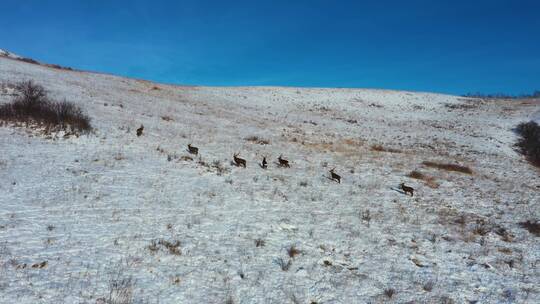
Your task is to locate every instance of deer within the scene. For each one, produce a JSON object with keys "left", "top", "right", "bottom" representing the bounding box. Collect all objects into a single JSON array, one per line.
[
  {"left": 400, "top": 183, "right": 414, "bottom": 196},
  {"left": 260, "top": 156, "right": 268, "bottom": 169},
  {"left": 136, "top": 125, "right": 144, "bottom": 137},
  {"left": 329, "top": 168, "right": 341, "bottom": 183},
  {"left": 233, "top": 152, "right": 246, "bottom": 168},
  {"left": 187, "top": 144, "right": 199, "bottom": 155},
  {"left": 277, "top": 154, "right": 290, "bottom": 168}
]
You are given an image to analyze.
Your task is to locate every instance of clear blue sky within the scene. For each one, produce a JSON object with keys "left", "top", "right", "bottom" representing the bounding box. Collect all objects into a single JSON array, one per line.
[{"left": 1, "top": 0, "right": 539, "bottom": 95}]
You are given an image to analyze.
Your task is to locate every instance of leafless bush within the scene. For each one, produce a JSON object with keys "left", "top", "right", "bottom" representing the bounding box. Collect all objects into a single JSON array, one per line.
[
  {"left": 384, "top": 288, "right": 396, "bottom": 298},
  {"left": 423, "top": 280, "right": 435, "bottom": 292},
  {"left": 212, "top": 160, "right": 230, "bottom": 175},
  {"left": 244, "top": 135, "right": 270, "bottom": 145},
  {"left": 422, "top": 161, "right": 472, "bottom": 174},
  {"left": 515, "top": 121, "right": 540, "bottom": 167},
  {"left": 254, "top": 238, "right": 265, "bottom": 247},
  {"left": 519, "top": 220, "right": 540, "bottom": 236},
  {"left": 274, "top": 257, "right": 292, "bottom": 271},
  {"left": 148, "top": 239, "right": 181, "bottom": 255},
  {"left": 18, "top": 57, "right": 40, "bottom": 65},
  {"left": 360, "top": 209, "right": 371, "bottom": 227},
  {"left": 108, "top": 276, "right": 134, "bottom": 304},
  {"left": 444, "top": 102, "right": 478, "bottom": 110},
  {"left": 440, "top": 296, "right": 455, "bottom": 304},
  {"left": 0, "top": 80, "right": 92, "bottom": 133},
  {"left": 286, "top": 245, "right": 301, "bottom": 258},
  {"left": 407, "top": 170, "right": 439, "bottom": 188},
  {"left": 371, "top": 144, "right": 402, "bottom": 153}
]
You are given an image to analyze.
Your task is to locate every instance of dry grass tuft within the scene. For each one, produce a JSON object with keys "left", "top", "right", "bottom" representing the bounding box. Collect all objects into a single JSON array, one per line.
[
  {"left": 384, "top": 288, "right": 396, "bottom": 299},
  {"left": 371, "top": 144, "right": 402, "bottom": 153},
  {"left": 254, "top": 238, "right": 265, "bottom": 247},
  {"left": 0, "top": 80, "right": 92, "bottom": 133},
  {"left": 515, "top": 121, "right": 540, "bottom": 168},
  {"left": 275, "top": 257, "right": 292, "bottom": 271},
  {"left": 148, "top": 239, "right": 181, "bottom": 255},
  {"left": 407, "top": 170, "right": 440, "bottom": 188},
  {"left": 244, "top": 136, "right": 270, "bottom": 145},
  {"left": 519, "top": 220, "right": 540, "bottom": 236},
  {"left": 286, "top": 245, "right": 301, "bottom": 258},
  {"left": 422, "top": 161, "right": 473, "bottom": 174}
]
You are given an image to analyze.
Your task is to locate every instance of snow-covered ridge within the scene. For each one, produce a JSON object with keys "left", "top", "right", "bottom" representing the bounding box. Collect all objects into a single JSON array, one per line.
[{"left": 0, "top": 53, "right": 539, "bottom": 304}]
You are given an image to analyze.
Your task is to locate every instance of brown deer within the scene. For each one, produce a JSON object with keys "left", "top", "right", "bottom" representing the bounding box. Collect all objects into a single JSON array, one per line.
[
  {"left": 260, "top": 157, "right": 268, "bottom": 169},
  {"left": 400, "top": 183, "right": 414, "bottom": 196},
  {"left": 187, "top": 144, "right": 199, "bottom": 155},
  {"left": 136, "top": 125, "right": 144, "bottom": 137},
  {"left": 277, "top": 154, "right": 290, "bottom": 168},
  {"left": 233, "top": 153, "right": 246, "bottom": 168},
  {"left": 329, "top": 168, "right": 341, "bottom": 183}
]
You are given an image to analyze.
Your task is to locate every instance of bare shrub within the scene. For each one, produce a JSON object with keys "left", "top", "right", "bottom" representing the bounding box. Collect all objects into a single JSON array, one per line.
[
  {"left": 148, "top": 239, "right": 181, "bottom": 255},
  {"left": 360, "top": 209, "right": 371, "bottom": 227},
  {"left": 108, "top": 276, "right": 133, "bottom": 304},
  {"left": 18, "top": 57, "right": 40, "bottom": 65},
  {"left": 286, "top": 245, "right": 301, "bottom": 258},
  {"left": 371, "top": 144, "right": 402, "bottom": 153},
  {"left": 0, "top": 80, "right": 92, "bottom": 133},
  {"left": 274, "top": 257, "right": 292, "bottom": 271},
  {"left": 212, "top": 160, "right": 230, "bottom": 175},
  {"left": 254, "top": 238, "right": 265, "bottom": 247},
  {"left": 519, "top": 220, "right": 540, "bottom": 236},
  {"left": 408, "top": 170, "right": 424, "bottom": 179},
  {"left": 422, "top": 161, "right": 472, "bottom": 174},
  {"left": 515, "top": 121, "right": 540, "bottom": 167},
  {"left": 384, "top": 288, "right": 396, "bottom": 298},
  {"left": 423, "top": 280, "right": 435, "bottom": 292},
  {"left": 407, "top": 170, "right": 439, "bottom": 188},
  {"left": 244, "top": 136, "right": 270, "bottom": 145}
]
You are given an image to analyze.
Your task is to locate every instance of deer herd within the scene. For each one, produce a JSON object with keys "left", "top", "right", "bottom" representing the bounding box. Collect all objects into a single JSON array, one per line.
[
  {"left": 187, "top": 143, "right": 345, "bottom": 183},
  {"left": 136, "top": 128, "right": 414, "bottom": 194}
]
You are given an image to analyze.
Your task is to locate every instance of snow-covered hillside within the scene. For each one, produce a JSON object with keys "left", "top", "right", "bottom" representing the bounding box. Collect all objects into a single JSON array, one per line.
[{"left": 0, "top": 54, "right": 539, "bottom": 303}]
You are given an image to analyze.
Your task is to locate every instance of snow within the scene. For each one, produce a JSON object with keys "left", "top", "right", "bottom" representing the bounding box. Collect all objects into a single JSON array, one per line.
[{"left": 0, "top": 55, "right": 539, "bottom": 303}]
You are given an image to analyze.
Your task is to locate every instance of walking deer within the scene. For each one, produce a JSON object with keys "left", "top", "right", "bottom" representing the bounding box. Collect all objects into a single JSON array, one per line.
[
  {"left": 260, "top": 157, "right": 268, "bottom": 169},
  {"left": 136, "top": 125, "right": 144, "bottom": 137},
  {"left": 187, "top": 144, "right": 199, "bottom": 155},
  {"left": 329, "top": 168, "right": 341, "bottom": 183},
  {"left": 233, "top": 153, "right": 246, "bottom": 168},
  {"left": 277, "top": 154, "right": 290, "bottom": 168},
  {"left": 400, "top": 183, "right": 414, "bottom": 196}
]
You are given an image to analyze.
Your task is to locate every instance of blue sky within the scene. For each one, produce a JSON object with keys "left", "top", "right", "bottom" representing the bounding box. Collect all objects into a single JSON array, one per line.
[{"left": 1, "top": 0, "right": 539, "bottom": 95}]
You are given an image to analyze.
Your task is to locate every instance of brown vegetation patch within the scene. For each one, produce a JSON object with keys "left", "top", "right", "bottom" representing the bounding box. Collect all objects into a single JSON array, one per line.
[
  {"left": 0, "top": 80, "right": 91, "bottom": 134},
  {"left": 519, "top": 220, "right": 540, "bottom": 236},
  {"left": 371, "top": 144, "right": 402, "bottom": 153},
  {"left": 301, "top": 138, "right": 364, "bottom": 155},
  {"left": 422, "top": 161, "right": 472, "bottom": 174},
  {"left": 515, "top": 121, "right": 540, "bottom": 168},
  {"left": 244, "top": 135, "right": 270, "bottom": 145},
  {"left": 407, "top": 170, "right": 439, "bottom": 188}
]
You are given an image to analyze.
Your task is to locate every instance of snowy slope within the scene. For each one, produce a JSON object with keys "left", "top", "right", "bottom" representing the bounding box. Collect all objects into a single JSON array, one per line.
[{"left": 0, "top": 55, "right": 539, "bottom": 304}]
